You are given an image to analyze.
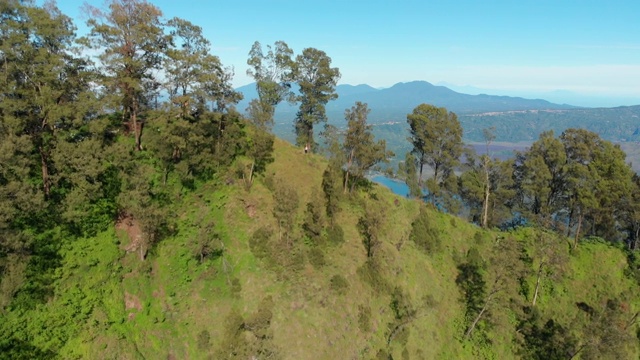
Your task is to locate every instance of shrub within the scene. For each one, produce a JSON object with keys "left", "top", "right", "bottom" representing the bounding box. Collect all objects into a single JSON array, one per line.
[
  {"left": 329, "top": 274, "right": 349, "bottom": 295},
  {"left": 410, "top": 206, "right": 441, "bottom": 253},
  {"left": 249, "top": 227, "right": 272, "bottom": 261},
  {"left": 358, "top": 305, "right": 371, "bottom": 332},
  {"left": 308, "top": 248, "right": 326, "bottom": 268},
  {"left": 357, "top": 259, "right": 389, "bottom": 294},
  {"left": 326, "top": 224, "right": 344, "bottom": 245}
]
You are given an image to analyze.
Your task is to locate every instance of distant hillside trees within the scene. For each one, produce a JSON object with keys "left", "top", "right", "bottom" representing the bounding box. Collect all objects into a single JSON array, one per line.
[
  {"left": 512, "top": 129, "right": 633, "bottom": 246},
  {"left": 407, "top": 104, "right": 463, "bottom": 197}
]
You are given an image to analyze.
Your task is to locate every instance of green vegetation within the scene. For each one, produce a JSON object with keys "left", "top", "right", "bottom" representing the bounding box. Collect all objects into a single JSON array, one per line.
[{"left": 1, "top": 1, "right": 639, "bottom": 359}]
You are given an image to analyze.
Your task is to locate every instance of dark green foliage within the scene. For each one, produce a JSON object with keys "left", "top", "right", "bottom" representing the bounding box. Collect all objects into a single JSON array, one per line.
[
  {"left": 357, "top": 259, "right": 389, "bottom": 294},
  {"left": 83, "top": 0, "right": 168, "bottom": 151},
  {"left": 248, "top": 130, "right": 275, "bottom": 180},
  {"left": 577, "top": 298, "right": 637, "bottom": 360},
  {"left": 326, "top": 224, "right": 345, "bottom": 245},
  {"left": 456, "top": 249, "right": 487, "bottom": 332},
  {"left": 249, "top": 227, "right": 274, "bottom": 264},
  {"left": 10, "top": 229, "right": 64, "bottom": 310},
  {"left": 244, "top": 296, "right": 280, "bottom": 358},
  {"left": 358, "top": 305, "right": 372, "bottom": 333},
  {"left": 399, "top": 152, "right": 422, "bottom": 199},
  {"left": 329, "top": 274, "right": 349, "bottom": 295},
  {"left": 216, "top": 310, "right": 250, "bottom": 359},
  {"left": 308, "top": 248, "right": 326, "bottom": 268},
  {"left": 513, "top": 129, "right": 635, "bottom": 246},
  {"left": 0, "top": 338, "right": 57, "bottom": 360},
  {"left": 358, "top": 199, "right": 386, "bottom": 259},
  {"left": 1, "top": 2, "right": 640, "bottom": 359},
  {"left": 322, "top": 163, "right": 343, "bottom": 222},
  {"left": 390, "top": 287, "right": 415, "bottom": 321},
  {"left": 387, "top": 288, "right": 416, "bottom": 349},
  {"left": 409, "top": 206, "right": 441, "bottom": 253},
  {"left": 302, "top": 190, "right": 325, "bottom": 245},
  {"left": 272, "top": 179, "right": 299, "bottom": 243},
  {"left": 343, "top": 102, "right": 392, "bottom": 193},
  {"left": 291, "top": 47, "right": 341, "bottom": 150},
  {"left": 191, "top": 218, "right": 223, "bottom": 263},
  {"left": 516, "top": 308, "right": 577, "bottom": 360},
  {"left": 230, "top": 277, "right": 242, "bottom": 296},
  {"left": 407, "top": 104, "right": 463, "bottom": 194},
  {"left": 626, "top": 250, "right": 640, "bottom": 286},
  {"left": 245, "top": 296, "right": 274, "bottom": 335},
  {"left": 246, "top": 41, "right": 293, "bottom": 130}
]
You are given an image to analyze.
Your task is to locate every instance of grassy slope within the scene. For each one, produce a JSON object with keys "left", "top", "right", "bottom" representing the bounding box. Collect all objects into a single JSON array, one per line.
[{"left": 4, "top": 138, "right": 639, "bottom": 359}]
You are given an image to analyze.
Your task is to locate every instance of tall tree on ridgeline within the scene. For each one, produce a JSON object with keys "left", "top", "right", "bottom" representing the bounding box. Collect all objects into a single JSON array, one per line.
[
  {"left": 82, "top": 0, "right": 168, "bottom": 151},
  {"left": 291, "top": 47, "right": 340, "bottom": 152},
  {"left": 164, "top": 17, "right": 236, "bottom": 117},
  {"left": 147, "top": 17, "right": 242, "bottom": 183},
  {"left": 342, "top": 102, "right": 391, "bottom": 193},
  {"left": 246, "top": 41, "right": 293, "bottom": 130}
]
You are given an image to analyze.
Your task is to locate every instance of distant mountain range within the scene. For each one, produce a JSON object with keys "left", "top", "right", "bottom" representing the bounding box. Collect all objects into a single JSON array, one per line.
[
  {"left": 235, "top": 80, "right": 577, "bottom": 124},
  {"left": 235, "top": 80, "right": 640, "bottom": 145}
]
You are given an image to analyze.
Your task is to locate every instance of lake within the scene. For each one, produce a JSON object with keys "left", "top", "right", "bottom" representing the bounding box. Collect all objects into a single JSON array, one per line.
[{"left": 370, "top": 175, "right": 410, "bottom": 197}]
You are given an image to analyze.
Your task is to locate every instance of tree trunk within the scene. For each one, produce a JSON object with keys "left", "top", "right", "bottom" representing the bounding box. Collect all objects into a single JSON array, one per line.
[
  {"left": 132, "top": 96, "right": 142, "bottom": 151},
  {"left": 433, "top": 163, "right": 439, "bottom": 187},
  {"left": 39, "top": 146, "right": 50, "bottom": 198},
  {"left": 532, "top": 262, "right": 544, "bottom": 306},
  {"left": 625, "top": 312, "right": 639, "bottom": 330},
  {"left": 482, "top": 158, "right": 490, "bottom": 228},
  {"left": 343, "top": 149, "right": 354, "bottom": 194},
  {"left": 248, "top": 161, "right": 255, "bottom": 185},
  {"left": 465, "top": 299, "right": 490, "bottom": 339},
  {"left": 629, "top": 225, "right": 640, "bottom": 250},
  {"left": 566, "top": 208, "right": 574, "bottom": 238},
  {"left": 343, "top": 170, "right": 350, "bottom": 194},
  {"left": 569, "top": 344, "right": 588, "bottom": 360},
  {"left": 573, "top": 213, "right": 583, "bottom": 250}
]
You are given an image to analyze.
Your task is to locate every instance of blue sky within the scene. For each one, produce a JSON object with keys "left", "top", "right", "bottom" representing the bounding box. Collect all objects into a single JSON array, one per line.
[{"left": 56, "top": 0, "right": 640, "bottom": 106}]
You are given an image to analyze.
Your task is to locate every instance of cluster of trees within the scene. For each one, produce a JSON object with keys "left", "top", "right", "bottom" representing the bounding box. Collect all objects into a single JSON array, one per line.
[
  {"left": 246, "top": 41, "right": 341, "bottom": 151},
  {"left": 1, "top": 0, "right": 394, "bottom": 312},
  {"left": 405, "top": 104, "right": 640, "bottom": 249},
  {"left": 0, "top": 0, "right": 272, "bottom": 310}
]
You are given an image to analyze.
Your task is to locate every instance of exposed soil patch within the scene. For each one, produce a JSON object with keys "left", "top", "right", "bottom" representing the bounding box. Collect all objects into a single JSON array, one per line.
[
  {"left": 116, "top": 213, "right": 145, "bottom": 259},
  {"left": 124, "top": 292, "right": 142, "bottom": 311},
  {"left": 124, "top": 291, "right": 143, "bottom": 321}
]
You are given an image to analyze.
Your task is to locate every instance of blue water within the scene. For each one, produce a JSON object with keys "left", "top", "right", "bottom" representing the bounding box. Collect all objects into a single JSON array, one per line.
[
  {"left": 372, "top": 176, "right": 526, "bottom": 229},
  {"left": 371, "top": 175, "right": 410, "bottom": 197}
]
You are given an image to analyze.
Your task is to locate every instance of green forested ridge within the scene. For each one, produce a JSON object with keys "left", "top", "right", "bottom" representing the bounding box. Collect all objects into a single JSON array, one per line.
[{"left": 1, "top": 1, "right": 639, "bottom": 359}]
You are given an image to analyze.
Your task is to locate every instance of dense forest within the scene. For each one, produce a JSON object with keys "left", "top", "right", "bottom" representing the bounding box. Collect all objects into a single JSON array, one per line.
[{"left": 1, "top": 1, "right": 640, "bottom": 359}]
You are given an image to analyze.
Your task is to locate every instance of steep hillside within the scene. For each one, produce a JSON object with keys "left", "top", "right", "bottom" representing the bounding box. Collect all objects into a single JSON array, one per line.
[{"left": 2, "top": 139, "right": 639, "bottom": 359}]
